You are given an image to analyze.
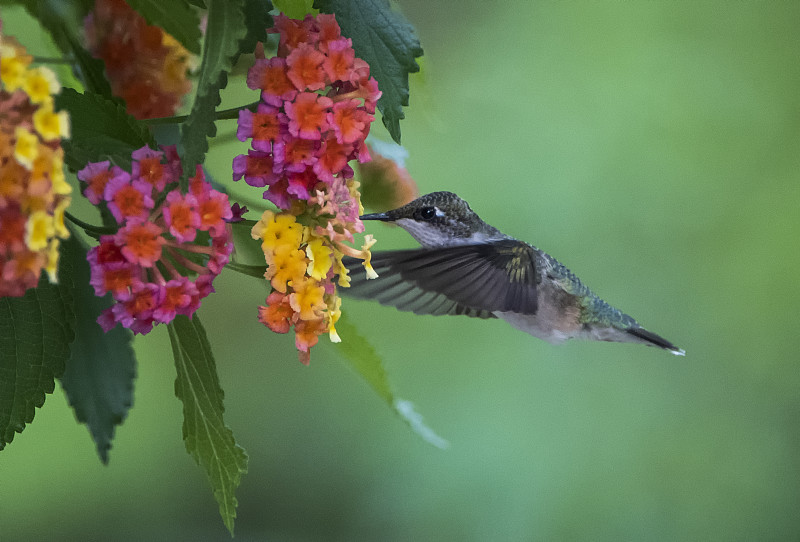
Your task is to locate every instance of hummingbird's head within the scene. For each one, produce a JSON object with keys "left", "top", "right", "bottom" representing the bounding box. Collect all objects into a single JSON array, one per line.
[{"left": 359, "top": 191, "right": 504, "bottom": 247}]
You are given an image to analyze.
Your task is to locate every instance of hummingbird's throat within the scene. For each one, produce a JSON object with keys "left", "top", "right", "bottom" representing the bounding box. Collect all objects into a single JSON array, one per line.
[{"left": 394, "top": 218, "right": 498, "bottom": 248}]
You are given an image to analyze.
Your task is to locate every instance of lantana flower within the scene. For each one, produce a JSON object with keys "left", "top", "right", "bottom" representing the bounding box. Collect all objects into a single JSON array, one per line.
[
  {"left": 84, "top": 0, "right": 193, "bottom": 119},
  {"left": 237, "top": 14, "right": 381, "bottom": 364},
  {"left": 79, "top": 145, "right": 233, "bottom": 334},
  {"left": 0, "top": 31, "right": 71, "bottom": 297}
]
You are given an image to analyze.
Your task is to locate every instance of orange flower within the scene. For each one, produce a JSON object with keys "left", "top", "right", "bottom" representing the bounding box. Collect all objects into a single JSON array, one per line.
[
  {"left": 85, "top": 0, "right": 193, "bottom": 119},
  {"left": 0, "top": 33, "right": 70, "bottom": 297}
]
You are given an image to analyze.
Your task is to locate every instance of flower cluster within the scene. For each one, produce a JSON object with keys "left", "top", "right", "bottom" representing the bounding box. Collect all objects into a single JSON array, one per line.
[
  {"left": 78, "top": 145, "right": 233, "bottom": 334},
  {"left": 84, "top": 0, "right": 193, "bottom": 119},
  {"left": 0, "top": 31, "right": 71, "bottom": 297},
  {"left": 235, "top": 14, "right": 380, "bottom": 363}
]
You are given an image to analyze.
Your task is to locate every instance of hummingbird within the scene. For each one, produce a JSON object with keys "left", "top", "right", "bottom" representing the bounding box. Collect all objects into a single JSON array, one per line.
[{"left": 343, "top": 191, "right": 685, "bottom": 355}]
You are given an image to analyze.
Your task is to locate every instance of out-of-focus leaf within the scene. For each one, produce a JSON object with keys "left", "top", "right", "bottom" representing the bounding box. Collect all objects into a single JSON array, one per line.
[
  {"left": 56, "top": 88, "right": 155, "bottom": 170},
  {"left": 314, "top": 0, "right": 423, "bottom": 143},
  {"left": 58, "top": 231, "right": 136, "bottom": 464},
  {"left": 13, "top": 0, "right": 90, "bottom": 55},
  {"left": 0, "top": 257, "right": 76, "bottom": 450},
  {"left": 167, "top": 315, "right": 248, "bottom": 536},
  {"left": 272, "top": 0, "right": 315, "bottom": 18},
  {"left": 334, "top": 313, "right": 448, "bottom": 448},
  {"left": 179, "top": 0, "right": 248, "bottom": 189},
  {"left": 126, "top": 0, "right": 203, "bottom": 55},
  {"left": 14, "top": 0, "right": 113, "bottom": 98}
]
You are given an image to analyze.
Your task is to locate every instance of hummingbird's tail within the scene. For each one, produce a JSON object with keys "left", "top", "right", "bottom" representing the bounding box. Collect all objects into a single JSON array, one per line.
[{"left": 627, "top": 327, "right": 686, "bottom": 356}]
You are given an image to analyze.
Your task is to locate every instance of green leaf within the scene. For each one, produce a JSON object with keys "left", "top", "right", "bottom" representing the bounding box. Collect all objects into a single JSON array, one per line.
[
  {"left": 225, "top": 262, "right": 268, "bottom": 279},
  {"left": 63, "top": 33, "right": 116, "bottom": 100},
  {"left": 240, "top": 0, "right": 273, "bottom": 56},
  {"left": 56, "top": 88, "right": 156, "bottom": 171},
  {"left": 58, "top": 232, "right": 136, "bottom": 464},
  {"left": 179, "top": 0, "right": 248, "bottom": 190},
  {"left": 334, "top": 313, "right": 448, "bottom": 448},
  {"left": 273, "top": 0, "right": 315, "bottom": 18},
  {"left": 314, "top": 0, "right": 423, "bottom": 143},
  {"left": 0, "top": 259, "right": 76, "bottom": 451},
  {"left": 167, "top": 315, "right": 248, "bottom": 536},
  {"left": 126, "top": 0, "right": 203, "bottom": 55},
  {"left": 230, "top": 219, "right": 269, "bottom": 265}
]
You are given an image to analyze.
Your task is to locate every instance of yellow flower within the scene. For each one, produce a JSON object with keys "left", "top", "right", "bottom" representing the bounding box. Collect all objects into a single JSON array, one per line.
[
  {"left": 333, "top": 249, "right": 350, "bottom": 287},
  {"left": 161, "top": 34, "right": 194, "bottom": 92},
  {"left": 289, "top": 278, "right": 327, "bottom": 321},
  {"left": 53, "top": 197, "right": 72, "bottom": 239},
  {"left": 266, "top": 247, "right": 308, "bottom": 293},
  {"left": 0, "top": 44, "right": 30, "bottom": 90},
  {"left": 26, "top": 210, "right": 55, "bottom": 251},
  {"left": 361, "top": 234, "right": 378, "bottom": 279},
  {"left": 14, "top": 127, "right": 39, "bottom": 170},
  {"left": 45, "top": 239, "right": 61, "bottom": 283},
  {"left": 305, "top": 236, "right": 333, "bottom": 280},
  {"left": 22, "top": 66, "right": 60, "bottom": 104},
  {"left": 252, "top": 210, "right": 304, "bottom": 255},
  {"left": 326, "top": 296, "right": 342, "bottom": 343},
  {"left": 50, "top": 150, "right": 71, "bottom": 196},
  {"left": 32, "top": 103, "right": 70, "bottom": 141}
]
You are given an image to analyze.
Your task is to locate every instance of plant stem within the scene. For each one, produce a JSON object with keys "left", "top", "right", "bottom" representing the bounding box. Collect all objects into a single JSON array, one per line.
[
  {"left": 33, "top": 56, "right": 73, "bottom": 64},
  {"left": 143, "top": 101, "right": 260, "bottom": 126}
]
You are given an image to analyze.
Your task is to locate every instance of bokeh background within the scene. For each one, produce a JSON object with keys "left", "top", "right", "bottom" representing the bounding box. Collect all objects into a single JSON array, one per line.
[{"left": 2, "top": 2, "right": 799, "bottom": 540}]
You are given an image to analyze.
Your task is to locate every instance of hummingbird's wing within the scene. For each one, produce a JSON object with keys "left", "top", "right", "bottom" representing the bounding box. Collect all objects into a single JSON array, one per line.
[
  {"left": 342, "top": 254, "right": 497, "bottom": 319},
  {"left": 342, "top": 241, "right": 540, "bottom": 316}
]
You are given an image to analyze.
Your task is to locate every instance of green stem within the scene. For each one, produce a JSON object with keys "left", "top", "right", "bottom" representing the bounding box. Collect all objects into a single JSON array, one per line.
[
  {"left": 33, "top": 56, "right": 74, "bottom": 64},
  {"left": 64, "top": 211, "right": 117, "bottom": 235},
  {"left": 144, "top": 101, "right": 260, "bottom": 126}
]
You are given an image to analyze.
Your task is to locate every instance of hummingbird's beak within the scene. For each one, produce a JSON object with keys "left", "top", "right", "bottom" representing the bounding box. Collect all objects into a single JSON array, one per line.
[{"left": 359, "top": 212, "right": 391, "bottom": 221}]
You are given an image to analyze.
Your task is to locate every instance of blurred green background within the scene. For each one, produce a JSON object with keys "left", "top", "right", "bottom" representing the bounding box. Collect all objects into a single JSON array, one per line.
[{"left": 2, "top": 2, "right": 799, "bottom": 540}]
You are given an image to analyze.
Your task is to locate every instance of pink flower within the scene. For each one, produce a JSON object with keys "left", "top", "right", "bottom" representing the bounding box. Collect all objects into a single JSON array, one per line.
[
  {"left": 104, "top": 176, "right": 154, "bottom": 223},
  {"left": 81, "top": 145, "right": 234, "bottom": 334}
]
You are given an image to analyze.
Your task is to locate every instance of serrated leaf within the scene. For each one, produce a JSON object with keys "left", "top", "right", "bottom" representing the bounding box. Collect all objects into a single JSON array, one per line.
[
  {"left": 0, "top": 259, "right": 76, "bottom": 451},
  {"left": 56, "top": 88, "right": 156, "bottom": 170},
  {"left": 179, "top": 0, "right": 249, "bottom": 190},
  {"left": 273, "top": 0, "right": 315, "bottom": 18},
  {"left": 240, "top": 0, "right": 273, "bottom": 55},
  {"left": 334, "top": 313, "right": 447, "bottom": 448},
  {"left": 126, "top": 0, "right": 203, "bottom": 55},
  {"left": 167, "top": 315, "right": 248, "bottom": 536},
  {"left": 58, "top": 231, "right": 136, "bottom": 464},
  {"left": 314, "top": 0, "right": 423, "bottom": 143},
  {"left": 63, "top": 33, "right": 115, "bottom": 100}
]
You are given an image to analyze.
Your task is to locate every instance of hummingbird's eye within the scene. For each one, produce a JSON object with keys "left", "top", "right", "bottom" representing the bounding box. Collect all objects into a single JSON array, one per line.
[{"left": 418, "top": 206, "right": 437, "bottom": 221}]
